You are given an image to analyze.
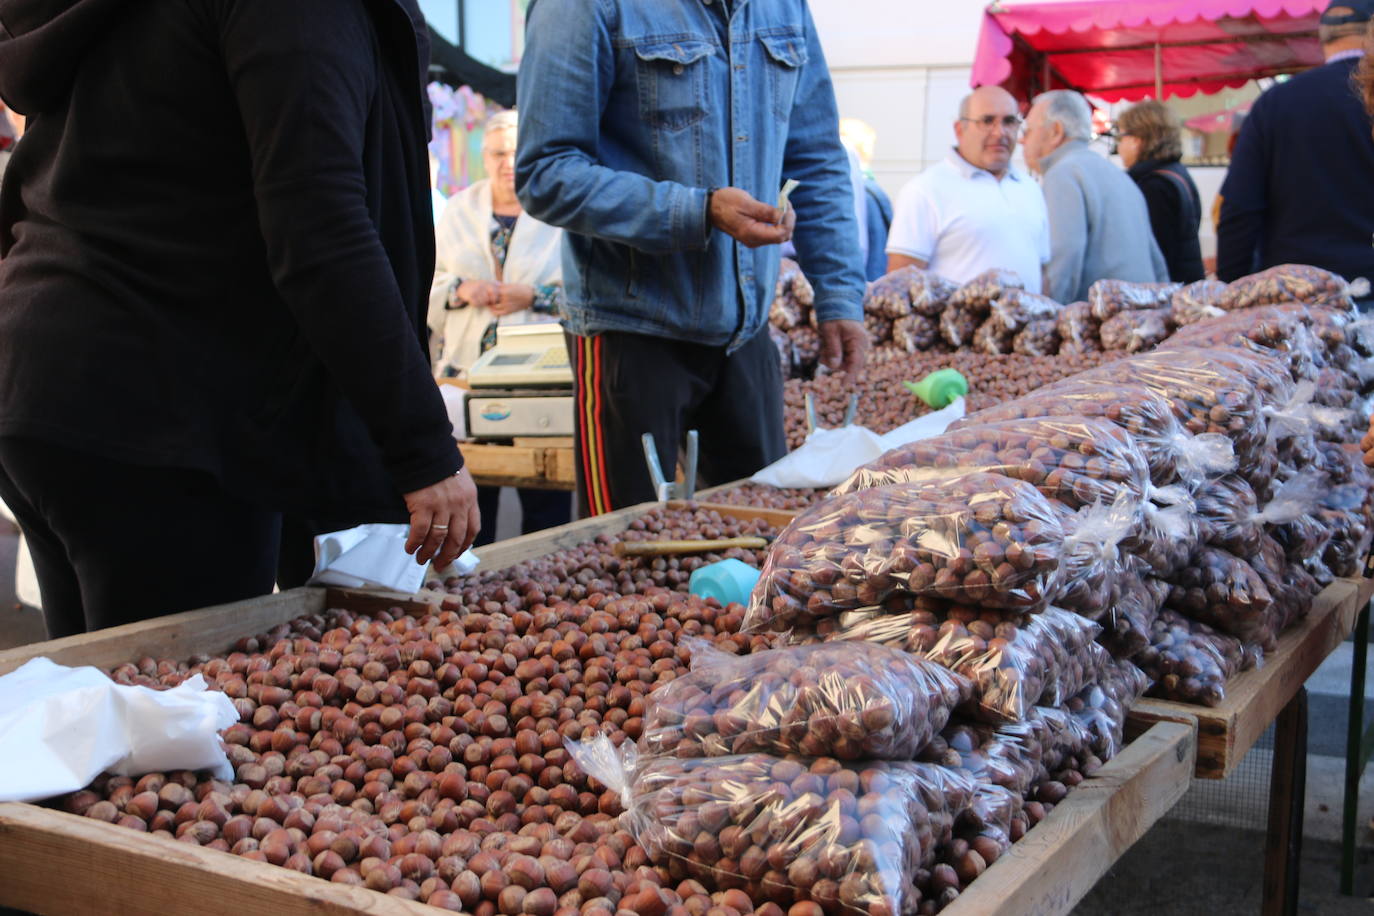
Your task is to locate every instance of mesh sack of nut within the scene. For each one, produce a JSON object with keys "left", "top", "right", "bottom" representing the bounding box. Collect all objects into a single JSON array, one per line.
[
  {"left": 892, "top": 313, "right": 940, "bottom": 353},
  {"left": 864, "top": 267, "right": 917, "bottom": 319},
  {"left": 1069, "top": 347, "right": 1269, "bottom": 466},
  {"left": 637, "top": 640, "right": 972, "bottom": 761},
  {"left": 1163, "top": 545, "right": 1279, "bottom": 650},
  {"left": 746, "top": 472, "right": 1077, "bottom": 631},
  {"left": 1013, "top": 319, "right": 1061, "bottom": 356},
  {"left": 1056, "top": 301, "right": 1100, "bottom": 352},
  {"left": 1088, "top": 279, "right": 1182, "bottom": 322},
  {"left": 952, "top": 379, "right": 1236, "bottom": 489},
  {"left": 1097, "top": 566, "right": 1169, "bottom": 659},
  {"left": 1216, "top": 263, "right": 1362, "bottom": 311},
  {"left": 917, "top": 606, "right": 1108, "bottom": 723},
  {"left": 1098, "top": 307, "right": 1172, "bottom": 353},
  {"left": 569, "top": 736, "right": 977, "bottom": 916},
  {"left": 1169, "top": 279, "right": 1227, "bottom": 326},
  {"left": 1136, "top": 608, "right": 1255, "bottom": 706}
]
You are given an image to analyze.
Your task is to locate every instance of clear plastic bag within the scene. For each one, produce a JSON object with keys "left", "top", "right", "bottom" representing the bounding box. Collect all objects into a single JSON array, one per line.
[
  {"left": 1013, "top": 319, "right": 1061, "bottom": 356},
  {"left": 919, "top": 716, "right": 1046, "bottom": 800},
  {"left": 947, "top": 268, "right": 1024, "bottom": 313},
  {"left": 1317, "top": 482, "right": 1374, "bottom": 578},
  {"left": 1169, "top": 279, "right": 1227, "bottom": 326},
  {"left": 1070, "top": 347, "right": 1269, "bottom": 465},
  {"left": 953, "top": 380, "right": 1236, "bottom": 489},
  {"left": 909, "top": 269, "right": 960, "bottom": 318},
  {"left": 1216, "top": 264, "right": 1360, "bottom": 311},
  {"left": 638, "top": 640, "right": 971, "bottom": 761},
  {"left": 892, "top": 313, "right": 940, "bottom": 353},
  {"left": 1164, "top": 545, "right": 1279, "bottom": 649},
  {"left": 1137, "top": 608, "right": 1252, "bottom": 706},
  {"left": 837, "top": 416, "right": 1154, "bottom": 515},
  {"left": 865, "top": 266, "right": 918, "bottom": 319},
  {"left": 1098, "top": 307, "right": 1172, "bottom": 353},
  {"left": 747, "top": 472, "right": 1077, "bottom": 631},
  {"left": 567, "top": 736, "right": 977, "bottom": 916},
  {"left": 1061, "top": 656, "right": 1151, "bottom": 758},
  {"left": 1246, "top": 535, "right": 1316, "bottom": 633},
  {"left": 1056, "top": 301, "right": 1099, "bottom": 352},
  {"left": 1163, "top": 307, "right": 1321, "bottom": 384},
  {"left": 771, "top": 258, "right": 814, "bottom": 330},
  {"left": 1088, "top": 279, "right": 1181, "bottom": 322},
  {"left": 1196, "top": 473, "right": 1324, "bottom": 559},
  {"left": 916, "top": 607, "right": 1106, "bottom": 723},
  {"left": 864, "top": 313, "right": 894, "bottom": 347},
  {"left": 1098, "top": 569, "right": 1169, "bottom": 659}
]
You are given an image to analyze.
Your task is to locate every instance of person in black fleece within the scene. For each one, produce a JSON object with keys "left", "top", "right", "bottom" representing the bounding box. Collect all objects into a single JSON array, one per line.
[
  {"left": 1217, "top": 0, "right": 1374, "bottom": 293},
  {"left": 0, "top": 0, "right": 479, "bottom": 637},
  {"left": 1116, "top": 100, "right": 1205, "bottom": 284}
]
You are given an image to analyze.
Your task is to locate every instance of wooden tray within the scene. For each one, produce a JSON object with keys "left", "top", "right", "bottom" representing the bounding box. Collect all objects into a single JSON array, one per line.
[
  {"left": 0, "top": 500, "right": 1195, "bottom": 916},
  {"left": 1130, "top": 575, "right": 1374, "bottom": 779}
]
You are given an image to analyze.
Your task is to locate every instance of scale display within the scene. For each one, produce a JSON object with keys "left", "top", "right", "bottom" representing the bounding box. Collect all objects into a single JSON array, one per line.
[{"left": 467, "top": 322, "right": 573, "bottom": 388}]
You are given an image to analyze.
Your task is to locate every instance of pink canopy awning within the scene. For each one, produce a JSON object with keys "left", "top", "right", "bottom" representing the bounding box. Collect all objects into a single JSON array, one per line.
[
  {"left": 1183, "top": 99, "right": 1252, "bottom": 131},
  {"left": 971, "top": 0, "right": 1327, "bottom": 103}
]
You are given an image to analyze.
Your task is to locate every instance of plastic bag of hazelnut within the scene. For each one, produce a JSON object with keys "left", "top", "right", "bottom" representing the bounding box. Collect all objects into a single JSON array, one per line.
[
  {"left": 1216, "top": 263, "right": 1359, "bottom": 311},
  {"left": 1098, "top": 307, "right": 1172, "bottom": 353},
  {"left": 1097, "top": 566, "right": 1168, "bottom": 659},
  {"left": 746, "top": 472, "right": 1074, "bottom": 631},
  {"left": 771, "top": 258, "right": 813, "bottom": 329},
  {"left": 1061, "top": 655, "right": 1151, "bottom": 757},
  {"left": 1164, "top": 545, "right": 1279, "bottom": 648},
  {"left": 940, "top": 302, "right": 983, "bottom": 349},
  {"left": 947, "top": 269, "right": 1024, "bottom": 314},
  {"left": 892, "top": 313, "right": 940, "bottom": 353},
  {"left": 1163, "top": 333, "right": 1298, "bottom": 407},
  {"left": 864, "top": 267, "right": 916, "bottom": 319},
  {"left": 864, "top": 312, "right": 894, "bottom": 347},
  {"left": 987, "top": 289, "right": 1062, "bottom": 338},
  {"left": 1169, "top": 279, "right": 1227, "bottom": 326},
  {"left": 921, "top": 714, "right": 1047, "bottom": 801},
  {"left": 918, "top": 607, "right": 1107, "bottom": 723},
  {"left": 1013, "top": 319, "right": 1061, "bottom": 356},
  {"left": 1070, "top": 347, "right": 1269, "bottom": 466},
  {"left": 909, "top": 270, "right": 960, "bottom": 318},
  {"left": 972, "top": 316, "right": 1015, "bottom": 355},
  {"left": 1056, "top": 301, "right": 1100, "bottom": 351},
  {"left": 568, "top": 738, "right": 978, "bottom": 916},
  {"left": 1246, "top": 534, "right": 1316, "bottom": 633},
  {"left": 1136, "top": 608, "right": 1252, "bottom": 707},
  {"left": 952, "top": 379, "right": 1236, "bottom": 490},
  {"left": 1163, "top": 307, "right": 1321, "bottom": 384},
  {"left": 637, "top": 640, "right": 972, "bottom": 761},
  {"left": 839, "top": 416, "right": 1154, "bottom": 515},
  {"left": 1088, "top": 279, "right": 1181, "bottom": 323},
  {"left": 1035, "top": 706, "right": 1106, "bottom": 796}
]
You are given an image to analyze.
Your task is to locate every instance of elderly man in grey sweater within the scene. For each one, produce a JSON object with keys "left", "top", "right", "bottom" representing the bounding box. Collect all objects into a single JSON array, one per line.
[{"left": 1022, "top": 91, "right": 1168, "bottom": 304}]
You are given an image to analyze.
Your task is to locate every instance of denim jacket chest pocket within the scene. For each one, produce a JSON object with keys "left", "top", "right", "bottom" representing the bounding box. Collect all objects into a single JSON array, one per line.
[
  {"left": 758, "top": 30, "right": 808, "bottom": 123},
  {"left": 632, "top": 39, "right": 714, "bottom": 132}
]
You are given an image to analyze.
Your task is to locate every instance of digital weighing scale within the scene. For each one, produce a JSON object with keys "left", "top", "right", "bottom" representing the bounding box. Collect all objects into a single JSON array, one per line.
[{"left": 464, "top": 323, "right": 575, "bottom": 439}]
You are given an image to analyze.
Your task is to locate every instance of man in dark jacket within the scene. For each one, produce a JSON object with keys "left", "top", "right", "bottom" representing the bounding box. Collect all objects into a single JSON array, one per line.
[
  {"left": 1217, "top": 0, "right": 1374, "bottom": 290},
  {"left": 0, "top": 0, "right": 478, "bottom": 637}
]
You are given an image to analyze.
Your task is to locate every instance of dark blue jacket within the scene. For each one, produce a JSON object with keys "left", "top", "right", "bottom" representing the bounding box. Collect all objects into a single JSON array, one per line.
[{"left": 1217, "top": 57, "right": 1374, "bottom": 283}]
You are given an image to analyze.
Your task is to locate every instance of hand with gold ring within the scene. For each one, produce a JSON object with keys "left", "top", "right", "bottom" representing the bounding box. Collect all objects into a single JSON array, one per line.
[{"left": 402, "top": 463, "right": 480, "bottom": 567}]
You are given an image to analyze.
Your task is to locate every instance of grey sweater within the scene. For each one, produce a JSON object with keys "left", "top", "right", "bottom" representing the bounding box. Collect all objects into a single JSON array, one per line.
[{"left": 1040, "top": 140, "right": 1168, "bottom": 303}]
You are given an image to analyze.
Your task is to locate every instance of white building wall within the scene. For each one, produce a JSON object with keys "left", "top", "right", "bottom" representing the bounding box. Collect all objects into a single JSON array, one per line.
[{"left": 810, "top": 0, "right": 989, "bottom": 198}]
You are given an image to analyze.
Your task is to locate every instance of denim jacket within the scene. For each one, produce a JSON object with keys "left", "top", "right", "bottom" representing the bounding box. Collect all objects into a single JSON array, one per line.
[{"left": 516, "top": 0, "right": 865, "bottom": 350}]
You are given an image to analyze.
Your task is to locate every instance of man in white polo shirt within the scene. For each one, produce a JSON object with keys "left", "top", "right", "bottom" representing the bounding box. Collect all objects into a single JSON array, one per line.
[{"left": 886, "top": 86, "right": 1051, "bottom": 294}]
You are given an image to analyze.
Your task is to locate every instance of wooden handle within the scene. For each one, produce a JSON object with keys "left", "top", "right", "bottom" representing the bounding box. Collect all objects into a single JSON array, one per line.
[{"left": 614, "top": 537, "right": 769, "bottom": 557}]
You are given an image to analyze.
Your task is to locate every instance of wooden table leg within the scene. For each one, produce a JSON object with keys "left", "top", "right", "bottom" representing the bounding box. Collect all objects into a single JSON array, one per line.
[{"left": 1263, "top": 687, "right": 1308, "bottom": 916}]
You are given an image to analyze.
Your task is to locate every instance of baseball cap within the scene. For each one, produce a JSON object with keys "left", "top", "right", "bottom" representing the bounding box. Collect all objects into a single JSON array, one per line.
[{"left": 1322, "top": 1, "right": 1374, "bottom": 25}]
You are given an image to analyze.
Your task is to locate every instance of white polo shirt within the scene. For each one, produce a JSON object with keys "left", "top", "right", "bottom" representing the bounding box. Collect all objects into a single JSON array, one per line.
[{"left": 886, "top": 151, "right": 1051, "bottom": 295}]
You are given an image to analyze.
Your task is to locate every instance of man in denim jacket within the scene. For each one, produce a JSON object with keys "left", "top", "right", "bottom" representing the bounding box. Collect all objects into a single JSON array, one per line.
[{"left": 517, "top": 0, "right": 867, "bottom": 516}]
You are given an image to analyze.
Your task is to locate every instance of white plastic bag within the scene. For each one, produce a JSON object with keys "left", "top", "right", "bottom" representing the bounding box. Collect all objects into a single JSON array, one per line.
[
  {"left": 0, "top": 657, "right": 238, "bottom": 803},
  {"left": 750, "top": 397, "right": 965, "bottom": 489}
]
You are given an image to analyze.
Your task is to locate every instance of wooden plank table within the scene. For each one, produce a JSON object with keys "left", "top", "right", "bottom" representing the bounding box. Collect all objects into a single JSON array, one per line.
[{"left": 0, "top": 500, "right": 1196, "bottom": 916}]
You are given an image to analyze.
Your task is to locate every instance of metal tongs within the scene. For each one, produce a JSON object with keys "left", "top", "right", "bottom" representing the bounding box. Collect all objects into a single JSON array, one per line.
[
  {"left": 804, "top": 392, "right": 859, "bottom": 435},
  {"left": 641, "top": 430, "right": 699, "bottom": 501}
]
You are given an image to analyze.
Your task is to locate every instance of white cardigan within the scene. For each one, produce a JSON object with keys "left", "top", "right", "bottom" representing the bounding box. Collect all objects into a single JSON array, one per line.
[{"left": 428, "top": 179, "right": 564, "bottom": 377}]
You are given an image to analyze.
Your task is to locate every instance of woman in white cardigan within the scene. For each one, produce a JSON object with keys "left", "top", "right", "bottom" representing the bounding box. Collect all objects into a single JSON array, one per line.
[{"left": 428, "top": 111, "right": 568, "bottom": 543}]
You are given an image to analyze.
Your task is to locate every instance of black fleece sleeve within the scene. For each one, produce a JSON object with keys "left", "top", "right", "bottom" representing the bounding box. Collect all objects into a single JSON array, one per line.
[{"left": 219, "top": 0, "right": 461, "bottom": 492}]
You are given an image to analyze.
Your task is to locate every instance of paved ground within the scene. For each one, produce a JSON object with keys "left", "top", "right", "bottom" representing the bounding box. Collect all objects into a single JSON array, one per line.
[{"left": 4, "top": 506, "right": 1374, "bottom": 912}]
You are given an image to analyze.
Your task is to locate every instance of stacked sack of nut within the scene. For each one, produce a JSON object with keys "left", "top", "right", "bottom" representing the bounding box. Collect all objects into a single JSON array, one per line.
[
  {"left": 572, "top": 611, "right": 1076, "bottom": 915},
  {"left": 731, "top": 465, "right": 1152, "bottom": 910}
]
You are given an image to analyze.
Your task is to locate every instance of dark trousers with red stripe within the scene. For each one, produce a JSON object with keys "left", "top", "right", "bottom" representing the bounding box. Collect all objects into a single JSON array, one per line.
[{"left": 566, "top": 325, "right": 786, "bottom": 516}]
